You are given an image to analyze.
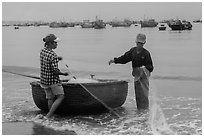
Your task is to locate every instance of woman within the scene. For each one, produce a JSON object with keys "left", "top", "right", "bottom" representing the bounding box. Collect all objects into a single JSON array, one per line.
[{"left": 109, "top": 33, "right": 153, "bottom": 110}]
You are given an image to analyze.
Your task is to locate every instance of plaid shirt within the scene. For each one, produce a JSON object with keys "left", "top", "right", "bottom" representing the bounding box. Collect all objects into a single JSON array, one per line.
[{"left": 40, "top": 48, "right": 60, "bottom": 86}]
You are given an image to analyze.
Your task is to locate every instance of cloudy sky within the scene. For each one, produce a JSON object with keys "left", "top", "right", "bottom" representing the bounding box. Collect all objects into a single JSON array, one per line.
[{"left": 2, "top": 2, "right": 202, "bottom": 22}]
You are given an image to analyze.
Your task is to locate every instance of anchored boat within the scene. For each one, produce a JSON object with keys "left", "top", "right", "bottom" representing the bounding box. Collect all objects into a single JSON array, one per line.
[
  {"left": 30, "top": 79, "right": 128, "bottom": 114},
  {"left": 168, "top": 19, "right": 192, "bottom": 30},
  {"left": 93, "top": 16, "right": 106, "bottom": 29},
  {"left": 158, "top": 23, "right": 167, "bottom": 31},
  {"left": 110, "top": 19, "right": 132, "bottom": 27},
  {"left": 140, "top": 19, "right": 158, "bottom": 28},
  {"left": 81, "top": 20, "right": 94, "bottom": 28}
]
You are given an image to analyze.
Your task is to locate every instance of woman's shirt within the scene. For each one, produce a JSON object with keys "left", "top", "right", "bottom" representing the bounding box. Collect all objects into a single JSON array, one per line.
[
  {"left": 40, "top": 48, "right": 60, "bottom": 86},
  {"left": 114, "top": 47, "right": 154, "bottom": 72}
]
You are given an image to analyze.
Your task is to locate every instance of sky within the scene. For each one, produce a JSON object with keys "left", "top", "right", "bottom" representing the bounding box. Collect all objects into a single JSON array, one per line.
[{"left": 2, "top": 2, "right": 202, "bottom": 22}]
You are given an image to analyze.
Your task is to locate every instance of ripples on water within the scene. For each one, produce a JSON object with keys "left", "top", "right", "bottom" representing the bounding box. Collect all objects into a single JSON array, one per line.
[
  {"left": 2, "top": 68, "right": 202, "bottom": 135},
  {"left": 2, "top": 24, "right": 202, "bottom": 135},
  {"left": 2, "top": 93, "right": 201, "bottom": 135}
]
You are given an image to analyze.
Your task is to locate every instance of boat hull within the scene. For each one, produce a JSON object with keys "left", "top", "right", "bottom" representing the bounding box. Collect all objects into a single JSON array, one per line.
[
  {"left": 81, "top": 24, "right": 94, "bottom": 28},
  {"left": 159, "top": 27, "right": 166, "bottom": 30},
  {"left": 30, "top": 79, "right": 128, "bottom": 114},
  {"left": 140, "top": 20, "right": 158, "bottom": 28},
  {"left": 168, "top": 20, "right": 192, "bottom": 31},
  {"left": 169, "top": 25, "right": 184, "bottom": 30},
  {"left": 111, "top": 22, "right": 132, "bottom": 27}
]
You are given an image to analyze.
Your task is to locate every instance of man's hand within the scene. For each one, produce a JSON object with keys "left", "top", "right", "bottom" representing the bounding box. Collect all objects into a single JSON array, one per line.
[
  {"left": 63, "top": 72, "right": 69, "bottom": 76},
  {"left": 108, "top": 59, "right": 114, "bottom": 65},
  {"left": 58, "top": 56, "right": 63, "bottom": 61},
  {"left": 141, "top": 66, "right": 150, "bottom": 77},
  {"left": 140, "top": 66, "right": 145, "bottom": 69}
]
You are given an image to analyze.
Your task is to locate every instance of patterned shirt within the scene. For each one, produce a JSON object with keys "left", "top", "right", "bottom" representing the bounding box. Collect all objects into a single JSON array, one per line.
[{"left": 40, "top": 48, "right": 60, "bottom": 86}]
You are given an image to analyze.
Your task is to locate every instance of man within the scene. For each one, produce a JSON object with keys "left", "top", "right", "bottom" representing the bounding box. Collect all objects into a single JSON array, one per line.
[
  {"left": 109, "top": 33, "right": 153, "bottom": 110},
  {"left": 40, "top": 34, "right": 68, "bottom": 118}
]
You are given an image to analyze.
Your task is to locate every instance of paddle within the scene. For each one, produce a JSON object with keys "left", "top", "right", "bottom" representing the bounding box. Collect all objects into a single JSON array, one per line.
[
  {"left": 2, "top": 69, "right": 69, "bottom": 82},
  {"left": 63, "top": 63, "right": 121, "bottom": 118},
  {"left": 2, "top": 69, "right": 40, "bottom": 80}
]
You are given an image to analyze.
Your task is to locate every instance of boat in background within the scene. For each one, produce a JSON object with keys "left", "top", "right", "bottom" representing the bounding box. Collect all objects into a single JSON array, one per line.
[
  {"left": 110, "top": 19, "right": 132, "bottom": 27},
  {"left": 49, "top": 22, "right": 68, "bottom": 28},
  {"left": 168, "top": 19, "right": 192, "bottom": 30},
  {"left": 67, "top": 22, "right": 75, "bottom": 27},
  {"left": 81, "top": 20, "right": 94, "bottom": 28},
  {"left": 158, "top": 23, "right": 167, "bottom": 31},
  {"left": 30, "top": 79, "right": 128, "bottom": 114},
  {"left": 140, "top": 19, "right": 158, "bottom": 28},
  {"left": 193, "top": 19, "right": 202, "bottom": 23},
  {"left": 49, "top": 22, "right": 75, "bottom": 28},
  {"left": 182, "top": 20, "right": 192, "bottom": 30},
  {"left": 93, "top": 16, "right": 106, "bottom": 29}
]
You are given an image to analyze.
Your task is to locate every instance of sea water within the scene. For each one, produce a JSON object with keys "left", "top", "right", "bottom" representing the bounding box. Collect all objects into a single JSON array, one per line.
[{"left": 2, "top": 24, "right": 202, "bottom": 135}]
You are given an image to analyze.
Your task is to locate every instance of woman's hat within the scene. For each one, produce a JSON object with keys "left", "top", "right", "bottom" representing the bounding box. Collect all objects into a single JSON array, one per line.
[
  {"left": 136, "top": 33, "right": 146, "bottom": 44},
  {"left": 43, "top": 34, "right": 60, "bottom": 43}
]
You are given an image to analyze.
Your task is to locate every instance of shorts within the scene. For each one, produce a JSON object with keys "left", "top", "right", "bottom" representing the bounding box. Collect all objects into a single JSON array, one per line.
[{"left": 42, "top": 83, "right": 64, "bottom": 99}]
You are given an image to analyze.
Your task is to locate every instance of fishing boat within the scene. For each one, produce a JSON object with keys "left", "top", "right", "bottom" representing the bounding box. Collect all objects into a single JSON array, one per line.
[
  {"left": 168, "top": 19, "right": 192, "bottom": 30},
  {"left": 140, "top": 19, "right": 158, "bottom": 28},
  {"left": 49, "top": 22, "right": 69, "bottom": 28},
  {"left": 158, "top": 23, "right": 167, "bottom": 31},
  {"left": 81, "top": 20, "right": 94, "bottom": 28},
  {"left": 94, "top": 20, "right": 106, "bottom": 29},
  {"left": 182, "top": 20, "right": 192, "bottom": 30},
  {"left": 93, "top": 16, "right": 106, "bottom": 29},
  {"left": 67, "top": 22, "right": 75, "bottom": 27},
  {"left": 193, "top": 19, "right": 202, "bottom": 23},
  {"left": 110, "top": 19, "right": 132, "bottom": 27},
  {"left": 30, "top": 79, "right": 128, "bottom": 114},
  {"left": 168, "top": 20, "right": 183, "bottom": 30}
]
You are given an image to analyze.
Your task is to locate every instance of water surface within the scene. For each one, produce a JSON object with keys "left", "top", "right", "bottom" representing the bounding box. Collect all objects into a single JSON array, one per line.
[{"left": 2, "top": 24, "right": 202, "bottom": 135}]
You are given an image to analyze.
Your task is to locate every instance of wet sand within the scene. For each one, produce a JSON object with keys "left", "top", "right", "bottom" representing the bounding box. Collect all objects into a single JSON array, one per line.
[{"left": 2, "top": 122, "right": 77, "bottom": 135}]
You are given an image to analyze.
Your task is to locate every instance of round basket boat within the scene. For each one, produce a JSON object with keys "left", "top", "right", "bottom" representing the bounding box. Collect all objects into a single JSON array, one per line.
[{"left": 30, "top": 79, "right": 128, "bottom": 114}]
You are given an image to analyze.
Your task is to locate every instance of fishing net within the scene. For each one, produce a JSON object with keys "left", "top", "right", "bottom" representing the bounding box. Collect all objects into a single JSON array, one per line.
[{"left": 134, "top": 67, "right": 176, "bottom": 135}]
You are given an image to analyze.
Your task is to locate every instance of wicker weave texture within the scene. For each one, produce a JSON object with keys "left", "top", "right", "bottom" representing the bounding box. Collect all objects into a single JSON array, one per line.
[{"left": 30, "top": 80, "right": 128, "bottom": 114}]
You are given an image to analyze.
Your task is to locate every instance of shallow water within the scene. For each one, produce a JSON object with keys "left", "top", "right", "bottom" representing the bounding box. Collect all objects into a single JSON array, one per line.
[
  {"left": 2, "top": 122, "right": 77, "bottom": 135},
  {"left": 2, "top": 66, "right": 202, "bottom": 135},
  {"left": 2, "top": 24, "right": 202, "bottom": 135}
]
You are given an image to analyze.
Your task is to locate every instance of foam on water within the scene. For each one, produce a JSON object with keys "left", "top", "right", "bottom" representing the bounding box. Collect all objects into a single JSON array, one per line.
[
  {"left": 136, "top": 69, "right": 176, "bottom": 135},
  {"left": 2, "top": 96, "right": 201, "bottom": 135},
  {"left": 2, "top": 66, "right": 202, "bottom": 135},
  {"left": 148, "top": 80, "right": 176, "bottom": 135},
  {"left": 31, "top": 112, "right": 151, "bottom": 135}
]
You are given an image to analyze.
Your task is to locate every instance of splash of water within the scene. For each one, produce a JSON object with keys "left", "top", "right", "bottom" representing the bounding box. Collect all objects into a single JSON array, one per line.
[
  {"left": 148, "top": 78, "right": 176, "bottom": 135},
  {"left": 137, "top": 68, "right": 176, "bottom": 135}
]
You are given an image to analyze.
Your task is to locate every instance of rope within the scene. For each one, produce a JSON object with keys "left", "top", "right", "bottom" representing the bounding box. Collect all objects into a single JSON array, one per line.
[{"left": 62, "top": 62, "right": 121, "bottom": 118}]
